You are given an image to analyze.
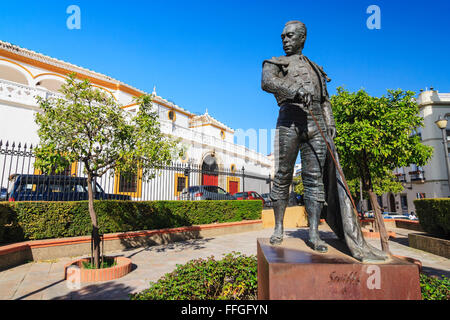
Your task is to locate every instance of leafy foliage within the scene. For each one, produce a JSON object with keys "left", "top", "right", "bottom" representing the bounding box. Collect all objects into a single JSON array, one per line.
[
  {"left": 130, "top": 252, "right": 258, "bottom": 300},
  {"left": 34, "top": 74, "right": 181, "bottom": 179},
  {"left": 414, "top": 199, "right": 450, "bottom": 238},
  {"left": 0, "top": 200, "right": 262, "bottom": 243},
  {"left": 420, "top": 273, "right": 450, "bottom": 300},
  {"left": 293, "top": 175, "right": 304, "bottom": 195},
  {"left": 331, "top": 87, "right": 433, "bottom": 195}
]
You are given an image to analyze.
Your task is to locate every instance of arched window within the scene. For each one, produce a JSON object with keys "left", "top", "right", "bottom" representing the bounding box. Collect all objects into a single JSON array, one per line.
[
  {"left": 0, "top": 64, "right": 30, "bottom": 85},
  {"left": 36, "top": 79, "right": 65, "bottom": 93}
]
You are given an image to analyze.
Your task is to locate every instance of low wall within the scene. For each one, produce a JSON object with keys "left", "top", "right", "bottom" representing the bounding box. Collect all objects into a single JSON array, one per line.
[
  {"left": 395, "top": 220, "right": 423, "bottom": 232},
  {"left": 262, "top": 206, "right": 308, "bottom": 229},
  {"left": 0, "top": 219, "right": 263, "bottom": 271},
  {"left": 409, "top": 233, "right": 450, "bottom": 259}
]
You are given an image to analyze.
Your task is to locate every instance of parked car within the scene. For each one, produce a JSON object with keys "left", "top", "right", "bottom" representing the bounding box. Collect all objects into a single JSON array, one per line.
[
  {"left": 180, "top": 185, "right": 236, "bottom": 200},
  {"left": 0, "top": 187, "right": 7, "bottom": 201},
  {"left": 261, "top": 193, "right": 272, "bottom": 207},
  {"left": 233, "top": 191, "right": 265, "bottom": 205},
  {"left": 6, "top": 174, "right": 131, "bottom": 201}
]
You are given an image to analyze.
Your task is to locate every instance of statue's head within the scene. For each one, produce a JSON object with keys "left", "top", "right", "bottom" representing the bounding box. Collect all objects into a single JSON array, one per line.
[{"left": 281, "top": 21, "right": 307, "bottom": 56}]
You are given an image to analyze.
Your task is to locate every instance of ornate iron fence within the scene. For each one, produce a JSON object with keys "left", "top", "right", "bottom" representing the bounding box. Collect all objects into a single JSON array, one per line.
[{"left": 0, "top": 140, "right": 273, "bottom": 202}]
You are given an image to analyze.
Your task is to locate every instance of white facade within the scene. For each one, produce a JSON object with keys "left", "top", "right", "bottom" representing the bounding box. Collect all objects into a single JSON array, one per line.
[
  {"left": 377, "top": 90, "right": 450, "bottom": 214},
  {"left": 0, "top": 40, "right": 272, "bottom": 197}
]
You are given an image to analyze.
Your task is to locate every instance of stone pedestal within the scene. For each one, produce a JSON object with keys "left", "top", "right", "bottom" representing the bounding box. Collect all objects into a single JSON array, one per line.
[{"left": 257, "top": 238, "right": 422, "bottom": 300}]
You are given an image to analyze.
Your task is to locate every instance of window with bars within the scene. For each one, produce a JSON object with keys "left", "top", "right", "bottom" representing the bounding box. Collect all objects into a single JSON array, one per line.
[{"left": 118, "top": 171, "right": 138, "bottom": 193}]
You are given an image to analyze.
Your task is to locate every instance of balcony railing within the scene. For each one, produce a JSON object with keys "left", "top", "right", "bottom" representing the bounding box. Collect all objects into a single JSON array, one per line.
[
  {"left": 409, "top": 170, "right": 425, "bottom": 182},
  {"left": 394, "top": 173, "right": 406, "bottom": 182},
  {"left": 0, "top": 79, "right": 62, "bottom": 108}
]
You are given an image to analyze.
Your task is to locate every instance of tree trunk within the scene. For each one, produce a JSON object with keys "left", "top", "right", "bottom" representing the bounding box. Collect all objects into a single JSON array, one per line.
[
  {"left": 87, "top": 173, "right": 101, "bottom": 269},
  {"left": 368, "top": 190, "right": 390, "bottom": 253}
]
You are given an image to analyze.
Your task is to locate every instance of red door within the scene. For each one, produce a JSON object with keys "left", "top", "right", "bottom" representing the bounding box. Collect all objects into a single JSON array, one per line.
[
  {"left": 202, "top": 174, "right": 218, "bottom": 186},
  {"left": 228, "top": 181, "right": 238, "bottom": 195}
]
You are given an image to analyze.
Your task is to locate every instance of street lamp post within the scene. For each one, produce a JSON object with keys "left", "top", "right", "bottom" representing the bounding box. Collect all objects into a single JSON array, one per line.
[{"left": 435, "top": 115, "right": 450, "bottom": 194}]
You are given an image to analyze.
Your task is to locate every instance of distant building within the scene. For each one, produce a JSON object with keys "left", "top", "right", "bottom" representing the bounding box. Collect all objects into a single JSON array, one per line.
[
  {"left": 0, "top": 40, "right": 271, "bottom": 198},
  {"left": 294, "top": 163, "right": 302, "bottom": 177}
]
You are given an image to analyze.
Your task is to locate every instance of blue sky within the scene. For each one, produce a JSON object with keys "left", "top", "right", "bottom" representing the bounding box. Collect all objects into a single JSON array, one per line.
[{"left": 1, "top": 0, "right": 449, "bottom": 158}]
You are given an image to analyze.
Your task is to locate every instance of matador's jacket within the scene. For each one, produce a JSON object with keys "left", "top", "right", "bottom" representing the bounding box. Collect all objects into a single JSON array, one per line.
[{"left": 261, "top": 54, "right": 388, "bottom": 262}]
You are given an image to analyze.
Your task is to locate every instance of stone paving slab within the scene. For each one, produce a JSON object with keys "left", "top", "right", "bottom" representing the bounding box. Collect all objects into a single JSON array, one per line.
[{"left": 0, "top": 226, "right": 448, "bottom": 300}]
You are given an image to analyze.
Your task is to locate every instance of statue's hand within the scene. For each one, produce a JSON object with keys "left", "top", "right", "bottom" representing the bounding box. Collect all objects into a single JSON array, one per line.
[{"left": 296, "top": 89, "right": 312, "bottom": 108}]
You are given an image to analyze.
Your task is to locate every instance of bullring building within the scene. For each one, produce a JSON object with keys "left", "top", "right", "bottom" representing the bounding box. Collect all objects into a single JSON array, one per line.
[{"left": 0, "top": 40, "right": 272, "bottom": 199}]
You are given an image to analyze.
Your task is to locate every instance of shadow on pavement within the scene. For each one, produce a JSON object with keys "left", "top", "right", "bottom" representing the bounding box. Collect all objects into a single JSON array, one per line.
[
  {"left": 421, "top": 265, "right": 450, "bottom": 279},
  {"left": 389, "top": 236, "right": 410, "bottom": 247},
  {"left": 124, "top": 237, "right": 215, "bottom": 259},
  {"left": 15, "top": 279, "right": 65, "bottom": 300},
  {"left": 285, "top": 228, "right": 338, "bottom": 240},
  {"left": 52, "top": 282, "right": 136, "bottom": 300}
]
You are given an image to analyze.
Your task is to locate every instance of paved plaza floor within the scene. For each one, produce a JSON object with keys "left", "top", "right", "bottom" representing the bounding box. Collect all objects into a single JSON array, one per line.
[{"left": 0, "top": 226, "right": 449, "bottom": 300}]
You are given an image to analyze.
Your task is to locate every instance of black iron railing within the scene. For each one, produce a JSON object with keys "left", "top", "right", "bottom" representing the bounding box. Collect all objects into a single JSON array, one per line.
[{"left": 0, "top": 140, "right": 273, "bottom": 202}]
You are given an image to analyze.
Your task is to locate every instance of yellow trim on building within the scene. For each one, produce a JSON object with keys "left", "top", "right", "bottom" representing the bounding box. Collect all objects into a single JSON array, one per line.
[
  {"left": 114, "top": 168, "right": 143, "bottom": 199},
  {"left": 33, "top": 72, "right": 67, "bottom": 80},
  {"left": 0, "top": 49, "right": 143, "bottom": 97},
  {"left": 189, "top": 123, "right": 233, "bottom": 134},
  {"left": 226, "top": 176, "right": 240, "bottom": 193},
  {"left": 174, "top": 173, "right": 188, "bottom": 197},
  {"left": 33, "top": 162, "right": 78, "bottom": 176},
  {"left": 168, "top": 109, "right": 176, "bottom": 122},
  {"left": 0, "top": 58, "right": 34, "bottom": 79}
]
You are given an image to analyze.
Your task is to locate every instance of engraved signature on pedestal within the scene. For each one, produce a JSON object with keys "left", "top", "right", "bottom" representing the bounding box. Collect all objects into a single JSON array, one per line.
[{"left": 328, "top": 271, "right": 361, "bottom": 286}]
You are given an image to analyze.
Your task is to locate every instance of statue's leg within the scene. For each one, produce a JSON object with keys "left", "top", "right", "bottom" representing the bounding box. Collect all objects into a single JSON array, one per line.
[
  {"left": 270, "top": 198, "right": 288, "bottom": 245},
  {"left": 300, "top": 118, "right": 328, "bottom": 253},
  {"left": 305, "top": 198, "right": 328, "bottom": 253},
  {"left": 270, "top": 124, "right": 300, "bottom": 245}
]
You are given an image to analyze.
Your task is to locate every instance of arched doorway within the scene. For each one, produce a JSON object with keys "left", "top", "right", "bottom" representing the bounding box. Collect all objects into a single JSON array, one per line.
[{"left": 202, "top": 154, "right": 218, "bottom": 186}]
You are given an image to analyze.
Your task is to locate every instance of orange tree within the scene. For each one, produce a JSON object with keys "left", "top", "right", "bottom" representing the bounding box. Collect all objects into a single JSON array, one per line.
[
  {"left": 34, "top": 74, "right": 181, "bottom": 268},
  {"left": 331, "top": 88, "right": 433, "bottom": 253}
]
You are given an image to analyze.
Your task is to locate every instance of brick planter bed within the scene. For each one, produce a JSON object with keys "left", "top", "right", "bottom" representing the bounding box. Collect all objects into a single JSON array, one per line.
[
  {"left": 64, "top": 256, "right": 132, "bottom": 283},
  {"left": 409, "top": 233, "right": 450, "bottom": 259}
]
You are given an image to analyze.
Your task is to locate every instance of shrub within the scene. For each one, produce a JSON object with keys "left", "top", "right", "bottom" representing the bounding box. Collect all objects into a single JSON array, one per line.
[
  {"left": 420, "top": 273, "right": 450, "bottom": 300},
  {"left": 130, "top": 252, "right": 258, "bottom": 300},
  {"left": 414, "top": 199, "right": 450, "bottom": 238},
  {"left": 0, "top": 200, "right": 262, "bottom": 243}
]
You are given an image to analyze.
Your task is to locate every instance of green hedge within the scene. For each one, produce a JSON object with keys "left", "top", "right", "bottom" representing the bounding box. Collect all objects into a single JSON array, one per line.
[
  {"left": 414, "top": 199, "right": 450, "bottom": 238},
  {"left": 0, "top": 200, "right": 262, "bottom": 244},
  {"left": 131, "top": 252, "right": 258, "bottom": 300}
]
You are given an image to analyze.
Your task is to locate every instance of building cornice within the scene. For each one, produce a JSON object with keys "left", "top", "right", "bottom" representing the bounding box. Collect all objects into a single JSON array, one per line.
[{"left": 0, "top": 41, "right": 144, "bottom": 97}]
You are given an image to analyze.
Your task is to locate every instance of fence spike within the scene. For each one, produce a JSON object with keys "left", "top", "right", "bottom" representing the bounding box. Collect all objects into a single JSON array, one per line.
[
  {"left": 18, "top": 142, "right": 21, "bottom": 149},
  {"left": 24, "top": 143, "right": 27, "bottom": 149},
  {"left": 5, "top": 140, "right": 9, "bottom": 147},
  {"left": 12, "top": 142, "right": 15, "bottom": 148},
  {"left": 0, "top": 140, "right": 2, "bottom": 147}
]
